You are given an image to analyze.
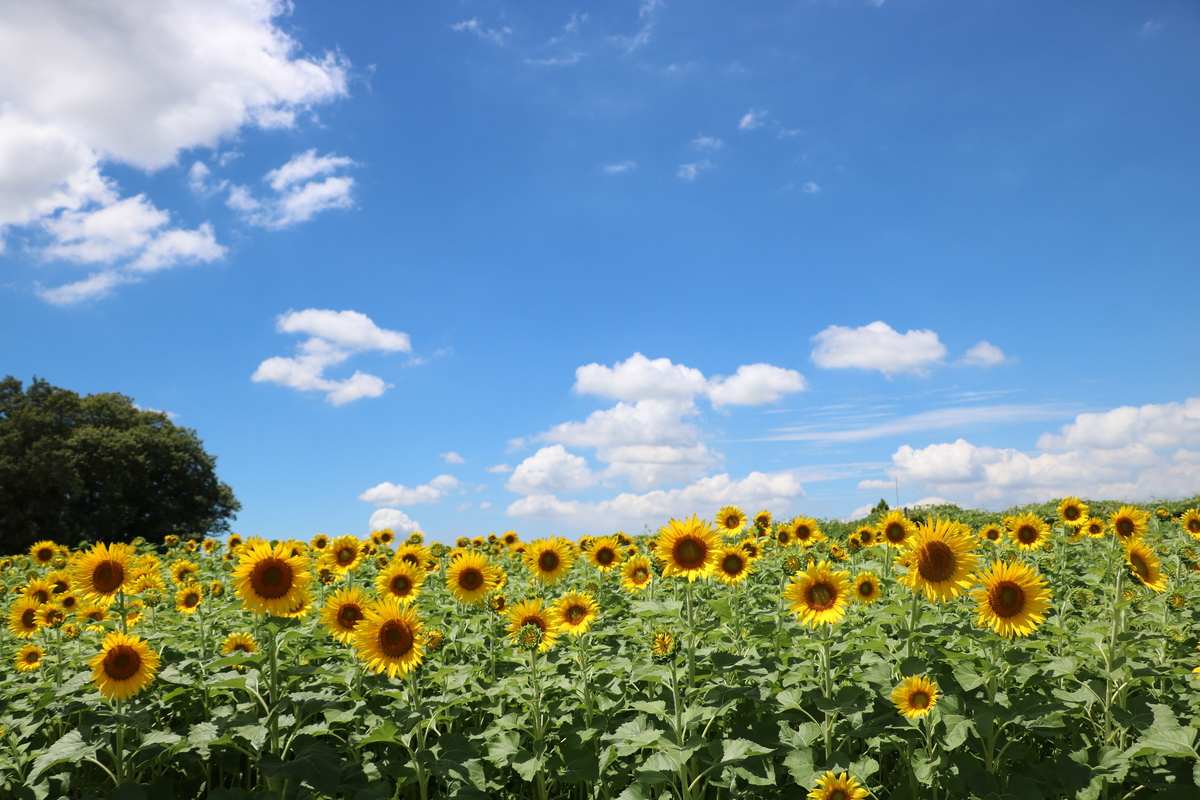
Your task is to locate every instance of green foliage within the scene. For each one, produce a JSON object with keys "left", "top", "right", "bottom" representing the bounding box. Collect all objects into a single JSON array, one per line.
[{"left": 0, "top": 376, "right": 239, "bottom": 550}]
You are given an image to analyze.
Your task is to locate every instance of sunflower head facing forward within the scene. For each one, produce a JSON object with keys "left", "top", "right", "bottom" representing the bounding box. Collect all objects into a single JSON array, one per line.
[
  {"left": 70, "top": 542, "right": 134, "bottom": 600},
  {"left": 525, "top": 538, "right": 576, "bottom": 585},
  {"left": 807, "top": 771, "right": 869, "bottom": 800},
  {"left": 621, "top": 555, "right": 654, "bottom": 592},
  {"left": 784, "top": 560, "right": 851, "bottom": 627},
  {"left": 353, "top": 597, "right": 425, "bottom": 678},
  {"left": 1181, "top": 509, "right": 1200, "bottom": 541},
  {"left": 715, "top": 505, "right": 747, "bottom": 535},
  {"left": 654, "top": 516, "right": 720, "bottom": 581},
  {"left": 1110, "top": 506, "right": 1149, "bottom": 542},
  {"left": 554, "top": 591, "right": 599, "bottom": 636},
  {"left": 898, "top": 518, "right": 978, "bottom": 603},
  {"left": 1006, "top": 513, "right": 1050, "bottom": 551},
  {"left": 1057, "top": 496, "right": 1088, "bottom": 526},
  {"left": 232, "top": 541, "right": 313, "bottom": 616},
  {"left": 91, "top": 631, "right": 159, "bottom": 701},
  {"left": 587, "top": 536, "right": 622, "bottom": 573},
  {"left": 880, "top": 511, "right": 916, "bottom": 548},
  {"left": 376, "top": 560, "right": 426, "bottom": 604},
  {"left": 322, "top": 586, "right": 369, "bottom": 643},
  {"left": 447, "top": 552, "right": 500, "bottom": 603},
  {"left": 972, "top": 560, "right": 1052, "bottom": 638},
  {"left": 891, "top": 674, "right": 940, "bottom": 720},
  {"left": 714, "top": 546, "right": 752, "bottom": 585},
  {"left": 506, "top": 598, "right": 561, "bottom": 653}
]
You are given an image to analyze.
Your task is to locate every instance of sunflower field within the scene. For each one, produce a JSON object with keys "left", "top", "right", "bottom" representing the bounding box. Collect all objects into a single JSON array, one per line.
[{"left": 3, "top": 499, "right": 1200, "bottom": 799}]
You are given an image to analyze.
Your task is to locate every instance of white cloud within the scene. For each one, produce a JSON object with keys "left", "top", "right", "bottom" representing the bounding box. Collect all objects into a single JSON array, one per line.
[
  {"left": 360, "top": 474, "right": 460, "bottom": 506},
  {"left": 507, "top": 445, "right": 596, "bottom": 495},
  {"left": 451, "top": 18, "right": 513, "bottom": 45},
  {"left": 265, "top": 149, "right": 355, "bottom": 192},
  {"left": 231, "top": 152, "right": 356, "bottom": 229},
  {"left": 507, "top": 470, "right": 804, "bottom": 530},
  {"left": 691, "top": 135, "right": 724, "bottom": 151},
  {"left": 575, "top": 353, "right": 708, "bottom": 402},
  {"left": 601, "top": 160, "right": 638, "bottom": 175},
  {"left": 738, "top": 109, "right": 768, "bottom": 130},
  {"left": 186, "top": 161, "right": 226, "bottom": 195},
  {"left": 129, "top": 223, "right": 225, "bottom": 272},
  {"left": 765, "top": 404, "right": 1071, "bottom": 443},
  {"left": 961, "top": 340, "right": 1007, "bottom": 367},
  {"left": 525, "top": 53, "right": 584, "bottom": 67},
  {"left": 487, "top": 463, "right": 513, "bottom": 474},
  {"left": 368, "top": 508, "right": 421, "bottom": 533},
  {"left": 801, "top": 181, "right": 821, "bottom": 194},
  {"left": 676, "top": 160, "right": 714, "bottom": 182},
  {"left": 440, "top": 451, "right": 465, "bottom": 465},
  {"left": 546, "top": 399, "right": 700, "bottom": 449},
  {"left": 811, "top": 321, "right": 947, "bottom": 377},
  {"left": 610, "top": 0, "right": 662, "bottom": 53},
  {"left": 252, "top": 309, "right": 411, "bottom": 405},
  {"left": 881, "top": 397, "right": 1200, "bottom": 508},
  {"left": 36, "top": 271, "right": 126, "bottom": 306},
  {"left": 43, "top": 195, "right": 168, "bottom": 264},
  {"left": 857, "top": 479, "right": 895, "bottom": 490},
  {"left": 707, "top": 364, "right": 807, "bottom": 408},
  {"left": 598, "top": 443, "right": 720, "bottom": 490}
]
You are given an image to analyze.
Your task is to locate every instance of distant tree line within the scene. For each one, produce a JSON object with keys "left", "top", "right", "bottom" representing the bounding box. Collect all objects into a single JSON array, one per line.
[{"left": 0, "top": 376, "right": 239, "bottom": 552}]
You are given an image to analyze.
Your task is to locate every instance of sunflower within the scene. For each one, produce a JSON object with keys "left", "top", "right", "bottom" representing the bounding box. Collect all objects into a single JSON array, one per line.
[
  {"left": 502, "top": 530, "right": 520, "bottom": 547},
  {"left": 1110, "top": 505, "right": 1148, "bottom": 542},
  {"left": 784, "top": 560, "right": 851, "bottom": 627},
  {"left": 1004, "top": 513, "right": 1049, "bottom": 551},
  {"left": 880, "top": 511, "right": 916, "bottom": 548},
  {"left": 621, "top": 556, "right": 654, "bottom": 592},
  {"left": 715, "top": 505, "right": 747, "bottom": 535},
  {"left": 505, "top": 600, "right": 559, "bottom": 653},
  {"left": 447, "top": 552, "right": 499, "bottom": 603},
  {"left": 752, "top": 509, "right": 772, "bottom": 532},
  {"left": 328, "top": 535, "right": 363, "bottom": 572},
  {"left": 227, "top": 533, "right": 244, "bottom": 550},
  {"left": 174, "top": 584, "right": 203, "bottom": 614},
  {"left": 310, "top": 533, "right": 329, "bottom": 551},
  {"left": 37, "top": 604, "right": 66, "bottom": 628},
  {"left": 853, "top": 572, "right": 882, "bottom": 604},
  {"left": 525, "top": 538, "right": 576, "bottom": 585},
  {"left": 807, "top": 771, "right": 869, "bottom": 800},
  {"left": 790, "top": 516, "right": 825, "bottom": 548},
  {"left": 1126, "top": 540, "right": 1167, "bottom": 592},
  {"left": 80, "top": 604, "right": 109, "bottom": 624},
  {"left": 555, "top": 592, "right": 599, "bottom": 636},
  {"left": 972, "top": 560, "right": 1051, "bottom": 637},
  {"left": 891, "top": 675, "right": 940, "bottom": 720},
  {"left": 321, "top": 586, "right": 369, "bottom": 643},
  {"left": 222, "top": 632, "right": 258, "bottom": 655},
  {"left": 47, "top": 570, "right": 71, "bottom": 594},
  {"left": 650, "top": 630, "right": 676, "bottom": 659},
  {"left": 1057, "top": 497, "right": 1088, "bottom": 526},
  {"left": 979, "top": 524, "right": 1003, "bottom": 544},
  {"left": 1083, "top": 517, "right": 1106, "bottom": 538},
  {"left": 714, "top": 547, "right": 752, "bottom": 586},
  {"left": 852, "top": 526, "right": 877, "bottom": 549},
  {"left": 170, "top": 559, "right": 200, "bottom": 585},
  {"left": 91, "top": 631, "right": 159, "bottom": 701},
  {"left": 775, "top": 527, "right": 794, "bottom": 547},
  {"left": 740, "top": 540, "right": 761, "bottom": 560},
  {"left": 7, "top": 597, "right": 42, "bottom": 638},
  {"left": 29, "top": 540, "right": 58, "bottom": 565},
  {"left": 24, "top": 579, "right": 54, "bottom": 605},
  {"left": 15, "top": 644, "right": 45, "bottom": 672},
  {"left": 353, "top": 598, "right": 424, "bottom": 678},
  {"left": 588, "top": 536, "right": 622, "bottom": 573},
  {"left": 375, "top": 528, "right": 396, "bottom": 546},
  {"left": 1180, "top": 509, "right": 1200, "bottom": 541},
  {"left": 232, "top": 541, "right": 312, "bottom": 616},
  {"left": 58, "top": 593, "right": 80, "bottom": 614},
  {"left": 654, "top": 516, "right": 720, "bottom": 581},
  {"left": 376, "top": 560, "right": 426, "bottom": 604},
  {"left": 899, "top": 518, "right": 978, "bottom": 602}
]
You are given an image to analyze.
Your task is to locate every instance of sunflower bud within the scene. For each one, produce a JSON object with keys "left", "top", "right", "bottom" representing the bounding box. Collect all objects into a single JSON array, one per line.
[
  {"left": 650, "top": 630, "right": 676, "bottom": 660},
  {"left": 517, "top": 622, "right": 543, "bottom": 651}
]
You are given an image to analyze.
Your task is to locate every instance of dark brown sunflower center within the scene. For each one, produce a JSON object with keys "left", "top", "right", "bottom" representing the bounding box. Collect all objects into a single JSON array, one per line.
[
  {"left": 336, "top": 547, "right": 356, "bottom": 565},
  {"left": 458, "top": 568, "right": 484, "bottom": 591},
  {"left": 1130, "top": 553, "right": 1150, "bottom": 581},
  {"left": 21, "top": 609, "right": 37, "bottom": 628},
  {"left": 52, "top": 578, "right": 68, "bottom": 593},
  {"left": 795, "top": 526, "right": 811, "bottom": 540},
  {"left": 672, "top": 537, "right": 707, "bottom": 568},
  {"left": 909, "top": 690, "right": 931, "bottom": 709},
  {"left": 337, "top": 604, "right": 363, "bottom": 629},
  {"left": 721, "top": 554, "right": 745, "bottom": 575},
  {"left": 986, "top": 528, "right": 1000, "bottom": 540},
  {"left": 103, "top": 645, "right": 142, "bottom": 681},
  {"left": 31, "top": 589, "right": 50, "bottom": 603},
  {"left": 250, "top": 559, "right": 294, "bottom": 599},
  {"left": 538, "top": 550, "right": 561, "bottom": 573},
  {"left": 806, "top": 582, "right": 836, "bottom": 610},
  {"left": 1016, "top": 526, "right": 1038, "bottom": 544},
  {"left": 390, "top": 575, "right": 412, "bottom": 595},
  {"left": 36, "top": 548, "right": 53, "bottom": 562},
  {"left": 725, "top": 515, "right": 740, "bottom": 528},
  {"left": 632, "top": 567, "right": 649, "bottom": 582},
  {"left": 829, "top": 791, "right": 848, "bottom": 800},
  {"left": 858, "top": 581, "right": 875, "bottom": 597},
  {"left": 1116, "top": 518, "right": 1134, "bottom": 537},
  {"left": 990, "top": 582, "right": 1025, "bottom": 617},
  {"left": 1064, "top": 506, "right": 1081, "bottom": 521},
  {"left": 885, "top": 523, "right": 905, "bottom": 542},
  {"left": 566, "top": 604, "right": 587, "bottom": 623},
  {"left": 917, "top": 541, "right": 956, "bottom": 583},
  {"left": 521, "top": 615, "right": 547, "bottom": 632},
  {"left": 377, "top": 620, "right": 414, "bottom": 657},
  {"left": 595, "top": 547, "right": 616, "bottom": 565},
  {"left": 777, "top": 531, "right": 791, "bottom": 543},
  {"left": 401, "top": 553, "right": 420, "bottom": 566},
  {"left": 234, "top": 642, "right": 252, "bottom": 652},
  {"left": 24, "top": 651, "right": 39, "bottom": 664},
  {"left": 1188, "top": 519, "right": 1200, "bottom": 533}
]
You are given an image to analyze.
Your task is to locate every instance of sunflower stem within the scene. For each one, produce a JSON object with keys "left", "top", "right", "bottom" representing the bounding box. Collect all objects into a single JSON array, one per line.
[
  {"left": 903, "top": 590, "right": 922, "bottom": 662},
  {"left": 528, "top": 647, "right": 548, "bottom": 800},
  {"left": 683, "top": 580, "right": 697, "bottom": 694},
  {"left": 112, "top": 700, "right": 125, "bottom": 786},
  {"left": 819, "top": 625, "right": 835, "bottom": 761}
]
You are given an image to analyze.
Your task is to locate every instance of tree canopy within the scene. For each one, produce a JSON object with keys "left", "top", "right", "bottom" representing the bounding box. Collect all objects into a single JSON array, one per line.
[{"left": 0, "top": 376, "right": 239, "bottom": 552}]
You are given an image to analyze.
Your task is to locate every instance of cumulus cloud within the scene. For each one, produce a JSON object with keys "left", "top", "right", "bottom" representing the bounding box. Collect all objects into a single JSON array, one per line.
[
  {"left": 360, "top": 474, "right": 460, "bottom": 506},
  {"left": 676, "top": 160, "right": 714, "bottom": 182},
  {"left": 451, "top": 18, "right": 512, "bottom": 45},
  {"left": 487, "top": 463, "right": 513, "bottom": 474},
  {"left": 507, "top": 445, "right": 596, "bottom": 494},
  {"left": 601, "top": 160, "right": 638, "bottom": 175},
  {"left": 440, "top": 451, "right": 465, "bottom": 465},
  {"left": 738, "top": 109, "right": 768, "bottom": 130},
  {"left": 691, "top": 135, "right": 724, "bottom": 151},
  {"left": 575, "top": 353, "right": 708, "bottom": 402},
  {"left": 811, "top": 321, "right": 947, "bottom": 377},
  {"left": 368, "top": 508, "right": 421, "bottom": 534},
  {"left": 507, "top": 470, "right": 804, "bottom": 531},
  {"left": 228, "top": 150, "right": 356, "bottom": 229},
  {"left": 251, "top": 309, "right": 412, "bottom": 405},
  {"left": 961, "top": 340, "right": 1008, "bottom": 367},
  {"left": 707, "top": 364, "right": 807, "bottom": 408},
  {"left": 877, "top": 397, "right": 1200, "bottom": 508}
]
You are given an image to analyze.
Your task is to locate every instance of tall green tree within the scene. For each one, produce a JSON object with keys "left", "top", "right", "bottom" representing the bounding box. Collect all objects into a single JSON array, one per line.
[{"left": 0, "top": 376, "right": 239, "bottom": 552}]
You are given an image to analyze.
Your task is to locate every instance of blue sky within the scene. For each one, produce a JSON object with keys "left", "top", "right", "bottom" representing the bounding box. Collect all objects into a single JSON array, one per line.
[{"left": 2, "top": 1, "right": 1198, "bottom": 540}]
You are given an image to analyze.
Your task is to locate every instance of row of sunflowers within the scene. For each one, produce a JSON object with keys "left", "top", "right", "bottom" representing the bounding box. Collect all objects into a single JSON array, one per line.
[{"left": 3, "top": 499, "right": 1200, "bottom": 798}]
